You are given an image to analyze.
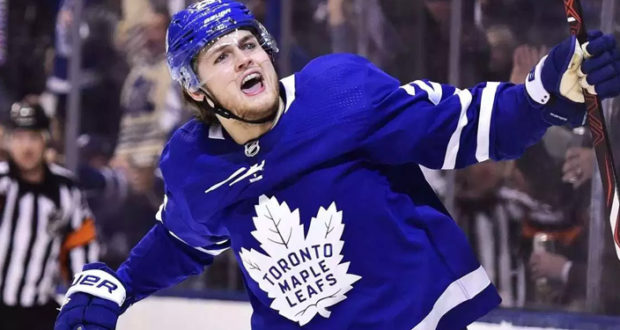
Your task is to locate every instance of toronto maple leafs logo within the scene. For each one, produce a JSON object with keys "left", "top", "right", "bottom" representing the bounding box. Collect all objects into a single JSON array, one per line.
[{"left": 239, "top": 195, "right": 361, "bottom": 326}]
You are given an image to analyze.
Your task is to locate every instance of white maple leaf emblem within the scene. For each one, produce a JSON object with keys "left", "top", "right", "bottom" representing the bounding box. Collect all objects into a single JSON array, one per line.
[{"left": 239, "top": 195, "right": 362, "bottom": 326}]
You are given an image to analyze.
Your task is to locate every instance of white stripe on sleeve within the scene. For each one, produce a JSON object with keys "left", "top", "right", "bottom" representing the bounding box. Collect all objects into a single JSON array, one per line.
[
  {"left": 400, "top": 84, "right": 416, "bottom": 96},
  {"left": 442, "top": 89, "right": 472, "bottom": 169},
  {"left": 168, "top": 230, "right": 229, "bottom": 256},
  {"left": 155, "top": 194, "right": 168, "bottom": 223},
  {"left": 195, "top": 245, "right": 230, "bottom": 256},
  {"left": 475, "top": 82, "right": 499, "bottom": 162},
  {"left": 412, "top": 266, "right": 491, "bottom": 330},
  {"left": 414, "top": 80, "right": 442, "bottom": 105}
]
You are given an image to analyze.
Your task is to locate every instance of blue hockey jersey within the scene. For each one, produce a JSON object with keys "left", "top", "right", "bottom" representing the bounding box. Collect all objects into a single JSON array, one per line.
[{"left": 116, "top": 53, "right": 554, "bottom": 329}]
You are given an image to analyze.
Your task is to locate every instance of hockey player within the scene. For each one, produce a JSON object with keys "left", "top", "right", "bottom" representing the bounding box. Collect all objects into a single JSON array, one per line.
[{"left": 55, "top": 1, "right": 620, "bottom": 329}]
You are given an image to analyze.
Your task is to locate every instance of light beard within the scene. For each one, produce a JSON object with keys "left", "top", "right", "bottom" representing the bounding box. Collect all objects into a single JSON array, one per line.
[
  {"left": 217, "top": 87, "right": 280, "bottom": 122},
  {"left": 235, "top": 99, "right": 279, "bottom": 121}
]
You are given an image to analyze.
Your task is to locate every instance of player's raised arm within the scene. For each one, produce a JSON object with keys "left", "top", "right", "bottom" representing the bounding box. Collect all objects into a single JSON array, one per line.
[{"left": 355, "top": 31, "right": 620, "bottom": 169}]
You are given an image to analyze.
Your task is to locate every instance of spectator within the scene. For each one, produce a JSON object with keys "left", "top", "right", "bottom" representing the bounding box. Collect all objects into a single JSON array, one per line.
[
  {"left": 45, "top": 0, "right": 126, "bottom": 153},
  {"left": 325, "top": 0, "right": 399, "bottom": 68},
  {"left": 456, "top": 160, "right": 527, "bottom": 307},
  {"left": 485, "top": 25, "right": 519, "bottom": 81},
  {"left": 0, "top": 0, "right": 58, "bottom": 122},
  {"left": 506, "top": 41, "right": 591, "bottom": 310},
  {"left": 530, "top": 101, "right": 620, "bottom": 315},
  {"left": 112, "top": 6, "right": 186, "bottom": 174}
]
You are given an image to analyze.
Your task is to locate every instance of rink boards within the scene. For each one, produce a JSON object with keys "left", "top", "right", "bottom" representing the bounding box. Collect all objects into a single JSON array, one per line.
[{"left": 113, "top": 295, "right": 620, "bottom": 330}]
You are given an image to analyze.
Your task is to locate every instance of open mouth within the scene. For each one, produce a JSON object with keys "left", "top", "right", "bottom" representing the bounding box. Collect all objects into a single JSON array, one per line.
[{"left": 241, "top": 72, "right": 265, "bottom": 96}]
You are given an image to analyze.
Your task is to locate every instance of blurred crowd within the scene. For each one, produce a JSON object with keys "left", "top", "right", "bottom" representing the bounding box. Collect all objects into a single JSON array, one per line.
[{"left": 1, "top": 0, "right": 619, "bottom": 317}]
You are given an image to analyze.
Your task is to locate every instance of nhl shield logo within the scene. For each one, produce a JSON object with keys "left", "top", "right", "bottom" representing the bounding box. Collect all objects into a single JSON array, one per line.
[
  {"left": 244, "top": 140, "right": 260, "bottom": 157},
  {"left": 239, "top": 195, "right": 361, "bottom": 326}
]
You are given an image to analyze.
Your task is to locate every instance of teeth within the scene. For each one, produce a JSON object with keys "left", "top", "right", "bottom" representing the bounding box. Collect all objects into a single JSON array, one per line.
[{"left": 242, "top": 73, "right": 261, "bottom": 85}]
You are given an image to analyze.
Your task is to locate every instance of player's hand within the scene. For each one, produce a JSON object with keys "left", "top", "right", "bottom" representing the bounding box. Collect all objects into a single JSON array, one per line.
[
  {"left": 327, "top": 0, "right": 347, "bottom": 26},
  {"left": 562, "top": 147, "right": 594, "bottom": 188},
  {"left": 525, "top": 30, "right": 620, "bottom": 126},
  {"left": 510, "top": 44, "right": 547, "bottom": 84},
  {"left": 540, "top": 30, "right": 618, "bottom": 103},
  {"left": 55, "top": 263, "right": 126, "bottom": 330},
  {"left": 529, "top": 251, "right": 570, "bottom": 282}
]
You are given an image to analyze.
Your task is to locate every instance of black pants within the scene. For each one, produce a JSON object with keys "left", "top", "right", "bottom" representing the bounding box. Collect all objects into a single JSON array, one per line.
[{"left": 0, "top": 301, "right": 59, "bottom": 330}]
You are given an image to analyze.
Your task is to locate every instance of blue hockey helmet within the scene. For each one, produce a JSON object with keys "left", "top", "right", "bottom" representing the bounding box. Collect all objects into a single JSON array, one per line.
[{"left": 166, "top": 0, "right": 278, "bottom": 92}]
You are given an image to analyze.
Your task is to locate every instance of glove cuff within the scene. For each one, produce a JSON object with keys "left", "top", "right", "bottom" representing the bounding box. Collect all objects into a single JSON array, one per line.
[
  {"left": 65, "top": 269, "right": 127, "bottom": 307},
  {"left": 525, "top": 55, "right": 551, "bottom": 105}
]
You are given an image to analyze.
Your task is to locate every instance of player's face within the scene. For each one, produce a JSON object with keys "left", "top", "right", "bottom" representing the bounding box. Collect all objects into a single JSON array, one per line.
[
  {"left": 193, "top": 30, "right": 279, "bottom": 120},
  {"left": 8, "top": 129, "right": 46, "bottom": 173}
]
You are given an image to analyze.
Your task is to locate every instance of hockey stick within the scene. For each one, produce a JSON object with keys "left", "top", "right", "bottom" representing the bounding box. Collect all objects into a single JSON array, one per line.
[{"left": 562, "top": 0, "right": 620, "bottom": 259}]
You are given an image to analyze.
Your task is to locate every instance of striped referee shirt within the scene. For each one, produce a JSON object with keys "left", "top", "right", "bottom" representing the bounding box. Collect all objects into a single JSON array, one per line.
[{"left": 0, "top": 161, "right": 98, "bottom": 307}]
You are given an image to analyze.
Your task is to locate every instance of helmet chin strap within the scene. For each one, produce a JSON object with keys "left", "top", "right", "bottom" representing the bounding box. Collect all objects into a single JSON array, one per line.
[{"left": 198, "top": 88, "right": 276, "bottom": 124}]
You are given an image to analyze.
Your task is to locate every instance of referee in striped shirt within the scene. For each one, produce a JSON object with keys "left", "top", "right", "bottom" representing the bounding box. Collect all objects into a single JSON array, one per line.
[{"left": 0, "top": 102, "right": 98, "bottom": 330}]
